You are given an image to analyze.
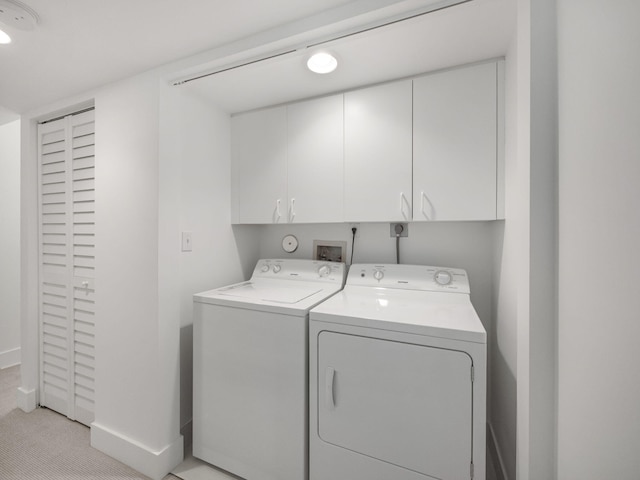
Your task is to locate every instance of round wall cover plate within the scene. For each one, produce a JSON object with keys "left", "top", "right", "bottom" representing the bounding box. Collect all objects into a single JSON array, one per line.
[{"left": 282, "top": 234, "right": 298, "bottom": 253}]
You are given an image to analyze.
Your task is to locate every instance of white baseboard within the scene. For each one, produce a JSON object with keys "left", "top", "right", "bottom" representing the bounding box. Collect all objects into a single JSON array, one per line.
[
  {"left": 16, "top": 386, "right": 37, "bottom": 412},
  {"left": 487, "top": 422, "right": 508, "bottom": 480},
  {"left": 0, "top": 347, "right": 20, "bottom": 369},
  {"left": 91, "top": 422, "right": 184, "bottom": 480}
]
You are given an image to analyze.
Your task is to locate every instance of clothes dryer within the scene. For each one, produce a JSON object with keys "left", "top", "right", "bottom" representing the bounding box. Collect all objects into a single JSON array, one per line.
[
  {"left": 193, "top": 259, "right": 345, "bottom": 480},
  {"left": 309, "top": 264, "right": 486, "bottom": 480}
]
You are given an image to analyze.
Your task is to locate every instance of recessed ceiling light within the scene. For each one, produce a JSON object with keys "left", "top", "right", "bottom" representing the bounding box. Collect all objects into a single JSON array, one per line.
[
  {"left": 0, "top": 28, "right": 10, "bottom": 44},
  {"left": 307, "top": 52, "right": 338, "bottom": 74}
]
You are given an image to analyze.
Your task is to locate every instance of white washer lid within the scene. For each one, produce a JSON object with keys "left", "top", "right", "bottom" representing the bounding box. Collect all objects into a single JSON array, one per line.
[
  {"left": 216, "top": 281, "right": 323, "bottom": 304},
  {"left": 310, "top": 285, "right": 486, "bottom": 344},
  {"left": 194, "top": 278, "right": 342, "bottom": 316}
]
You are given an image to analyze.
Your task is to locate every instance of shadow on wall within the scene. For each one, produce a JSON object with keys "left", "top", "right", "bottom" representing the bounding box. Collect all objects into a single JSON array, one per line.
[
  {"left": 180, "top": 323, "right": 193, "bottom": 447},
  {"left": 489, "top": 220, "right": 517, "bottom": 480},
  {"left": 232, "top": 224, "right": 262, "bottom": 280}
]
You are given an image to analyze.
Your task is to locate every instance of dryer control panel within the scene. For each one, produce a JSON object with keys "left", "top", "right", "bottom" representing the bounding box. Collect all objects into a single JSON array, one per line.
[
  {"left": 348, "top": 264, "right": 470, "bottom": 294},
  {"left": 252, "top": 259, "right": 346, "bottom": 284}
]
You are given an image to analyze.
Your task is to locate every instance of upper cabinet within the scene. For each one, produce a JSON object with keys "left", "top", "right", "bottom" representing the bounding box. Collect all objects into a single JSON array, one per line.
[
  {"left": 413, "top": 62, "right": 500, "bottom": 221},
  {"left": 344, "top": 80, "right": 413, "bottom": 222},
  {"left": 287, "top": 94, "right": 344, "bottom": 223},
  {"left": 231, "top": 94, "right": 344, "bottom": 224},
  {"left": 231, "top": 106, "right": 287, "bottom": 224},
  {"left": 231, "top": 60, "right": 504, "bottom": 224}
]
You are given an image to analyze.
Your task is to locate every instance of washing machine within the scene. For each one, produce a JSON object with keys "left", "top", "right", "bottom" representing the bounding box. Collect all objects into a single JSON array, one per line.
[
  {"left": 193, "top": 258, "right": 345, "bottom": 480},
  {"left": 309, "top": 263, "right": 486, "bottom": 480}
]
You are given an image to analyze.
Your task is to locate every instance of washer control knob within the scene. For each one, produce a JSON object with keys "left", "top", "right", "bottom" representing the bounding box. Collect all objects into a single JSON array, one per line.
[
  {"left": 434, "top": 270, "right": 452, "bottom": 286},
  {"left": 373, "top": 269, "right": 384, "bottom": 281},
  {"left": 272, "top": 264, "right": 282, "bottom": 273},
  {"left": 318, "top": 265, "right": 331, "bottom": 277},
  {"left": 260, "top": 264, "right": 270, "bottom": 273}
]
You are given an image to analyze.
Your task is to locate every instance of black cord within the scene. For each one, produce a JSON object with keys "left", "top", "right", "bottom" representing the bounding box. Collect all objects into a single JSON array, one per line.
[
  {"left": 350, "top": 227, "right": 357, "bottom": 265},
  {"left": 394, "top": 224, "right": 404, "bottom": 264}
]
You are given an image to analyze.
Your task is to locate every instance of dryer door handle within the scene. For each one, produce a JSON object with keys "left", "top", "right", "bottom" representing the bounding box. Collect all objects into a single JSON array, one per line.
[{"left": 325, "top": 367, "right": 336, "bottom": 410}]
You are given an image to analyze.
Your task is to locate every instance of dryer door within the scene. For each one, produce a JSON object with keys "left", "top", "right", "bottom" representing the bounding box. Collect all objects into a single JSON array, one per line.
[{"left": 317, "top": 331, "right": 473, "bottom": 479}]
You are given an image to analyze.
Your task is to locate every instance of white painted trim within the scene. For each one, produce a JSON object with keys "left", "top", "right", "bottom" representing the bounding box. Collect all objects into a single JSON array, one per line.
[
  {"left": 91, "top": 422, "right": 184, "bottom": 480},
  {"left": 0, "top": 347, "right": 20, "bottom": 369},
  {"left": 488, "top": 421, "right": 508, "bottom": 480},
  {"left": 16, "top": 386, "right": 37, "bottom": 412}
]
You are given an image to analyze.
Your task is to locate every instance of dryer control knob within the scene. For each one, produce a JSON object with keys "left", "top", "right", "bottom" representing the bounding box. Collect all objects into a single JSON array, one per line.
[
  {"left": 260, "top": 264, "right": 270, "bottom": 273},
  {"left": 373, "top": 269, "right": 384, "bottom": 281},
  {"left": 318, "top": 265, "right": 331, "bottom": 277},
  {"left": 272, "top": 264, "right": 282, "bottom": 273},
  {"left": 434, "top": 270, "right": 452, "bottom": 286}
]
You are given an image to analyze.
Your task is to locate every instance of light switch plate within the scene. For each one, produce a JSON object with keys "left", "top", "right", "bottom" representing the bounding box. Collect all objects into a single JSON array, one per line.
[{"left": 181, "top": 232, "right": 193, "bottom": 252}]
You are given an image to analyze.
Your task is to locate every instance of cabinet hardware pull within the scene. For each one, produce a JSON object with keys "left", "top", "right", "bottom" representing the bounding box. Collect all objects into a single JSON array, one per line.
[
  {"left": 421, "top": 191, "right": 433, "bottom": 220},
  {"left": 275, "top": 199, "right": 282, "bottom": 222},
  {"left": 400, "top": 192, "right": 410, "bottom": 220},
  {"left": 290, "top": 198, "right": 296, "bottom": 222}
]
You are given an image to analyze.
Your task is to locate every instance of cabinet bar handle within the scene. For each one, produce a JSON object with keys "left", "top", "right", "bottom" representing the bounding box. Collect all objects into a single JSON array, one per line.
[
  {"left": 275, "top": 199, "right": 282, "bottom": 221},
  {"left": 421, "top": 191, "right": 432, "bottom": 220},
  {"left": 325, "top": 366, "right": 335, "bottom": 410},
  {"left": 290, "top": 198, "right": 296, "bottom": 222},
  {"left": 400, "top": 192, "right": 410, "bottom": 220}
]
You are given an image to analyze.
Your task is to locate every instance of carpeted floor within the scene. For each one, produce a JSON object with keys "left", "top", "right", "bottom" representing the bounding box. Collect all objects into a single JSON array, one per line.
[
  {"left": 2, "top": 365, "right": 500, "bottom": 480},
  {"left": 0, "top": 365, "right": 181, "bottom": 480}
]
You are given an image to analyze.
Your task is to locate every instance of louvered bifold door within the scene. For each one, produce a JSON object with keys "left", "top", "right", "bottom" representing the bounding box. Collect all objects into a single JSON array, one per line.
[{"left": 38, "top": 109, "right": 96, "bottom": 426}]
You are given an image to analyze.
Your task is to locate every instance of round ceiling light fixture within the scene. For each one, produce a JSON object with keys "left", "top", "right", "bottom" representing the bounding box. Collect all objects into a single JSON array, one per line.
[
  {"left": 0, "top": 0, "right": 39, "bottom": 30},
  {"left": 307, "top": 51, "right": 338, "bottom": 74}
]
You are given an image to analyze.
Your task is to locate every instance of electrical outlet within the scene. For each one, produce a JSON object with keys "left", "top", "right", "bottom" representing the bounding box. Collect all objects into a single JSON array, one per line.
[
  {"left": 349, "top": 223, "right": 360, "bottom": 237},
  {"left": 390, "top": 223, "right": 408, "bottom": 237}
]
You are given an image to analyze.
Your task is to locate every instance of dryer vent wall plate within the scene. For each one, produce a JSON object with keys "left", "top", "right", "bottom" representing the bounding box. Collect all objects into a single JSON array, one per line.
[
  {"left": 0, "top": 0, "right": 39, "bottom": 30},
  {"left": 313, "top": 240, "right": 346, "bottom": 263}
]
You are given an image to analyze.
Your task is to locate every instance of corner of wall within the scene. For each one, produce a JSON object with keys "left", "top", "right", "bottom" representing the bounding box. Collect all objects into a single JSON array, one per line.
[{"left": 91, "top": 422, "right": 184, "bottom": 480}]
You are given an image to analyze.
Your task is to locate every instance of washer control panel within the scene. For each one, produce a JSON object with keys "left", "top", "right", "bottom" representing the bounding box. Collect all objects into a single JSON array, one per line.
[
  {"left": 348, "top": 264, "right": 470, "bottom": 293},
  {"left": 252, "top": 259, "right": 346, "bottom": 284}
]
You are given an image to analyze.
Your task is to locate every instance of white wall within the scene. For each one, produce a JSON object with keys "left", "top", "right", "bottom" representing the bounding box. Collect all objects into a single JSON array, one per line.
[
  {"left": 159, "top": 83, "right": 259, "bottom": 439},
  {"left": 557, "top": 1, "right": 640, "bottom": 478},
  {"left": 0, "top": 119, "right": 21, "bottom": 369},
  {"left": 90, "top": 71, "right": 186, "bottom": 480}
]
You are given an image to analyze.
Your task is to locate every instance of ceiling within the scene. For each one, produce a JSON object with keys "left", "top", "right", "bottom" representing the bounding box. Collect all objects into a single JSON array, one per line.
[
  {"left": 0, "top": 0, "right": 515, "bottom": 118},
  {"left": 184, "top": 0, "right": 516, "bottom": 113}
]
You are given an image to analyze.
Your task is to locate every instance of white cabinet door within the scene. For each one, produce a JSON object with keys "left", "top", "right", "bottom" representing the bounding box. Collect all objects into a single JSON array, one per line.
[
  {"left": 232, "top": 106, "right": 287, "bottom": 224},
  {"left": 344, "top": 80, "right": 412, "bottom": 222},
  {"left": 413, "top": 62, "right": 498, "bottom": 221},
  {"left": 287, "top": 94, "right": 344, "bottom": 223}
]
